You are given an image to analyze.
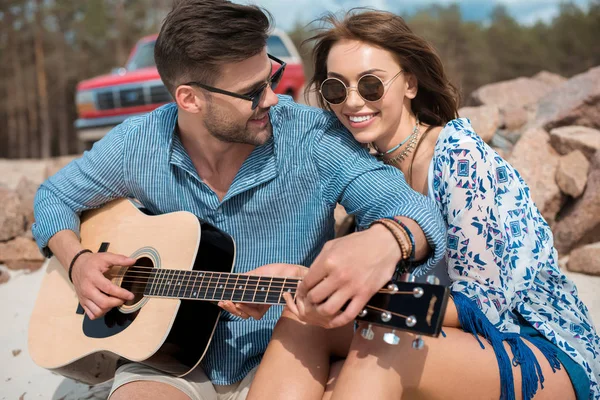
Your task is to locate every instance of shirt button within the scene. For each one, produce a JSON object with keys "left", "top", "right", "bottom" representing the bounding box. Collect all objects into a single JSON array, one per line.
[{"left": 216, "top": 208, "right": 223, "bottom": 215}]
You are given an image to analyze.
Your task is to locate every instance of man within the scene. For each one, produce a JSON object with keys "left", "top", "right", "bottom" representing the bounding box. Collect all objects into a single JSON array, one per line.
[{"left": 32, "top": 1, "right": 446, "bottom": 399}]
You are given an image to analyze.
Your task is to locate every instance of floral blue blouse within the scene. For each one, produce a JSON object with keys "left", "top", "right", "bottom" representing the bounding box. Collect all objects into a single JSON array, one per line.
[{"left": 423, "top": 118, "right": 599, "bottom": 399}]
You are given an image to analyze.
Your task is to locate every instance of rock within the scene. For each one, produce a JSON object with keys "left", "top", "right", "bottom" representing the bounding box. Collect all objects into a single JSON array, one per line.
[
  {"left": 500, "top": 105, "right": 529, "bottom": 132},
  {"left": 0, "top": 269, "right": 9, "bottom": 284},
  {"left": 490, "top": 131, "right": 514, "bottom": 155},
  {"left": 45, "top": 155, "right": 79, "bottom": 179},
  {"left": 334, "top": 204, "right": 354, "bottom": 238},
  {"left": 534, "top": 66, "right": 600, "bottom": 130},
  {"left": 556, "top": 151, "right": 589, "bottom": 198},
  {"left": 15, "top": 177, "right": 39, "bottom": 229},
  {"left": 0, "top": 237, "right": 44, "bottom": 264},
  {"left": 567, "top": 243, "right": 600, "bottom": 276},
  {"left": 458, "top": 105, "right": 500, "bottom": 143},
  {"left": 0, "top": 159, "right": 47, "bottom": 189},
  {"left": 553, "top": 152, "right": 600, "bottom": 254},
  {"left": 0, "top": 189, "right": 25, "bottom": 242},
  {"left": 5, "top": 260, "right": 45, "bottom": 272},
  {"left": 469, "top": 77, "right": 555, "bottom": 109},
  {"left": 509, "top": 128, "right": 563, "bottom": 224},
  {"left": 549, "top": 125, "right": 600, "bottom": 160},
  {"left": 532, "top": 71, "right": 567, "bottom": 87}
]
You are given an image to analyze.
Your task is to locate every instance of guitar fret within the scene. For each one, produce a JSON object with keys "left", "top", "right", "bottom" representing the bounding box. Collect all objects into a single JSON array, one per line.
[
  {"left": 197, "top": 271, "right": 207, "bottom": 299},
  {"left": 229, "top": 274, "right": 240, "bottom": 301},
  {"left": 253, "top": 276, "right": 269, "bottom": 303},
  {"left": 189, "top": 270, "right": 199, "bottom": 299},
  {"left": 222, "top": 274, "right": 235, "bottom": 300},
  {"left": 145, "top": 268, "right": 157, "bottom": 296},
  {"left": 160, "top": 269, "right": 171, "bottom": 297},
  {"left": 280, "top": 281, "right": 297, "bottom": 304},
  {"left": 204, "top": 272, "right": 215, "bottom": 300},
  {"left": 173, "top": 270, "right": 182, "bottom": 298},
  {"left": 235, "top": 275, "right": 249, "bottom": 303},
  {"left": 213, "top": 273, "right": 228, "bottom": 301},
  {"left": 266, "top": 277, "right": 284, "bottom": 304},
  {"left": 181, "top": 270, "right": 193, "bottom": 298},
  {"left": 241, "top": 276, "right": 257, "bottom": 303}
]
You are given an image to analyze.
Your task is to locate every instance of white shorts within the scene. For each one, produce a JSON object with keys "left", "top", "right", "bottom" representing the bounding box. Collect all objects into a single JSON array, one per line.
[{"left": 108, "top": 363, "right": 257, "bottom": 400}]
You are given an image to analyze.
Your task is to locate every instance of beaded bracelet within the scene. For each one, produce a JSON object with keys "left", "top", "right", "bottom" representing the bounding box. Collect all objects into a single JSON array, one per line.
[
  {"left": 69, "top": 249, "right": 92, "bottom": 283},
  {"left": 370, "top": 219, "right": 409, "bottom": 261},
  {"left": 392, "top": 217, "right": 416, "bottom": 261}
]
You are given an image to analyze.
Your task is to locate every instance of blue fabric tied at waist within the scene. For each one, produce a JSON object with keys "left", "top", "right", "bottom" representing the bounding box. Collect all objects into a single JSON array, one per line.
[{"left": 452, "top": 292, "right": 562, "bottom": 400}]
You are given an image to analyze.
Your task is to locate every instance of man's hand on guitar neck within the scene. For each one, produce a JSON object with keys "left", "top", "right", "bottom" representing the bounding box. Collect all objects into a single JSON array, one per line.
[
  {"left": 48, "top": 230, "right": 135, "bottom": 320},
  {"left": 217, "top": 263, "right": 308, "bottom": 320}
]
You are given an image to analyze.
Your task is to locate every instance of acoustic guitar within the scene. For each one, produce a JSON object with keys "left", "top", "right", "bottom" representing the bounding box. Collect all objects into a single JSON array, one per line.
[{"left": 28, "top": 199, "right": 449, "bottom": 385}]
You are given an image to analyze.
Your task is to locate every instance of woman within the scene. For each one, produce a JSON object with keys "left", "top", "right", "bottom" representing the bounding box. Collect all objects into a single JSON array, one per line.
[{"left": 243, "top": 9, "right": 600, "bottom": 400}]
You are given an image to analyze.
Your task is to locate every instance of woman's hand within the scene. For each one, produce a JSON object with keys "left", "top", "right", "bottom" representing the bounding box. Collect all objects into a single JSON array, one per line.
[{"left": 218, "top": 263, "right": 308, "bottom": 320}]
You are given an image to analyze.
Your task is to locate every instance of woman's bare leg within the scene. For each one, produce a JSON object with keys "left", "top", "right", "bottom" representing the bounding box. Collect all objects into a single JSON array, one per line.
[
  {"left": 247, "top": 309, "right": 353, "bottom": 400},
  {"left": 322, "top": 360, "right": 345, "bottom": 400},
  {"left": 331, "top": 325, "right": 575, "bottom": 400}
]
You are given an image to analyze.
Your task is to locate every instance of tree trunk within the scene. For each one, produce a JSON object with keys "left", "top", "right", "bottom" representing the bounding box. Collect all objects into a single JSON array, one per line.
[
  {"left": 11, "top": 27, "right": 30, "bottom": 158},
  {"left": 115, "top": 0, "right": 127, "bottom": 65},
  {"left": 25, "top": 61, "right": 40, "bottom": 159},
  {"left": 34, "top": 0, "right": 52, "bottom": 158},
  {"left": 4, "top": 11, "right": 19, "bottom": 158},
  {"left": 55, "top": 27, "right": 70, "bottom": 155}
]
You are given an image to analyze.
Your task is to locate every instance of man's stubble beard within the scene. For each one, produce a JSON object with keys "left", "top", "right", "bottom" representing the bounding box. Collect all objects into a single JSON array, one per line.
[{"left": 204, "top": 102, "right": 272, "bottom": 146}]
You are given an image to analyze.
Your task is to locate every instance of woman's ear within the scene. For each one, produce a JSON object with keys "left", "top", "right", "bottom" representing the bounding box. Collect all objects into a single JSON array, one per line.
[
  {"left": 175, "top": 85, "right": 203, "bottom": 113},
  {"left": 405, "top": 73, "right": 418, "bottom": 100}
]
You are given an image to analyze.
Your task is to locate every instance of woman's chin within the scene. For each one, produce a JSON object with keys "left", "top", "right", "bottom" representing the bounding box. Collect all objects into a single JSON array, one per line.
[{"left": 349, "top": 128, "right": 381, "bottom": 145}]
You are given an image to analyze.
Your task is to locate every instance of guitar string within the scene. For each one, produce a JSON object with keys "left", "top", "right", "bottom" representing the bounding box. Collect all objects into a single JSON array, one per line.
[
  {"left": 114, "top": 276, "right": 300, "bottom": 289},
  {"left": 104, "top": 280, "right": 414, "bottom": 303},
  {"left": 365, "top": 304, "right": 410, "bottom": 320},
  {"left": 105, "top": 267, "right": 420, "bottom": 296},
  {"left": 111, "top": 276, "right": 414, "bottom": 297},
  {"left": 112, "top": 266, "right": 300, "bottom": 289},
  {"left": 109, "top": 291, "right": 413, "bottom": 322},
  {"left": 112, "top": 274, "right": 415, "bottom": 295}
]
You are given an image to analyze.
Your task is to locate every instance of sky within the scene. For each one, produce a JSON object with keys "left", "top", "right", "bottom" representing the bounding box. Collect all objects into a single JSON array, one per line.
[{"left": 239, "top": 0, "right": 590, "bottom": 30}]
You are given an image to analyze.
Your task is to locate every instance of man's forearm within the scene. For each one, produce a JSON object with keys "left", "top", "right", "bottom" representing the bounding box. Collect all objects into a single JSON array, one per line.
[{"left": 48, "top": 230, "right": 86, "bottom": 272}]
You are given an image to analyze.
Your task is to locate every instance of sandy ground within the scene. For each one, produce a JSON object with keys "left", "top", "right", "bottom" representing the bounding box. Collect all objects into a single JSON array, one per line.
[{"left": 1, "top": 261, "right": 599, "bottom": 400}]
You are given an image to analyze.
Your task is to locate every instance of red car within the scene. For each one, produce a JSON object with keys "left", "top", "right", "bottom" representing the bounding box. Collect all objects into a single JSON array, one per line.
[{"left": 75, "top": 29, "right": 305, "bottom": 147}]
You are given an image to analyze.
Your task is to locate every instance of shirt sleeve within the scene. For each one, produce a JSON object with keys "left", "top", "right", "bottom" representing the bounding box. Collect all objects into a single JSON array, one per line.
[
  {"left": 310, "top": 122, "right": 446, "bottom": 273},
  {"left": 32, "top": 123, "right": 131, "bottom": 257},
  {"left": 438, "top": 129, "right": 545, "bottom": 325}
]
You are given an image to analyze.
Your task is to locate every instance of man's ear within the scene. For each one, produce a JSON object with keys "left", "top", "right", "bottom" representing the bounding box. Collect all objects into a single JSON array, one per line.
[
  {"left": 175, "top": 85, "right": 203, "bottom": 113},
  {"left": 405, "top": 73, "right": 418, "bottom": 100}
]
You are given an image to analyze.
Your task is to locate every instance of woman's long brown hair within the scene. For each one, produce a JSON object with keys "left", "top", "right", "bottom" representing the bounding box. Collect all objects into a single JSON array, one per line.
[{"left": 305, "top": 9, "right": 460, "bottom": 127}]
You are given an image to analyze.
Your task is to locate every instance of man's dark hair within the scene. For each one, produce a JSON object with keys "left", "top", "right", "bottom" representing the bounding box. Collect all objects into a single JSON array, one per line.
[{"left": 155, "top": 0, "right": 272, "bottom": 96}]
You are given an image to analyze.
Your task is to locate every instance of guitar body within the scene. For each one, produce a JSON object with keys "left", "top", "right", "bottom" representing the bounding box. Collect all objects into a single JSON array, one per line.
[{"left": 28, "top": 199, "right": 235, "bottom": 384}]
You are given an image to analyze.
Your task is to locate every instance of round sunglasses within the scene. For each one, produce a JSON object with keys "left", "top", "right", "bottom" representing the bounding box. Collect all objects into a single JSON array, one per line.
[
  {"left": 182, "top": 54, "right": 286, "bottom": 110},
  {"left": 319, "top": 70, "right": 403, "bottom": 105}
]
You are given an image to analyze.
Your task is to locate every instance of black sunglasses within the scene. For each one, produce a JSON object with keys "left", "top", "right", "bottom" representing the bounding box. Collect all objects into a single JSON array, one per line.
[
  {"left": 182, "top": 54, "right": 286, "bottom": 110},
  {"left": 319, "top": 70, "right": 403, "bottom": 105}
]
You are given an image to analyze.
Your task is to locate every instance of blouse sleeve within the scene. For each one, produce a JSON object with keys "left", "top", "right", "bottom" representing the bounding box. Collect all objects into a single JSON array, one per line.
[{"left": 435, "top": 126, "right": 549, "bottom": 326}]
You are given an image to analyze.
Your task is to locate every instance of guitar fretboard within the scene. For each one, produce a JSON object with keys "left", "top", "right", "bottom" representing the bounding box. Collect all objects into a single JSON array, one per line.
[{"left": 144, "top": 269, "right": 300, "bottom": 305}]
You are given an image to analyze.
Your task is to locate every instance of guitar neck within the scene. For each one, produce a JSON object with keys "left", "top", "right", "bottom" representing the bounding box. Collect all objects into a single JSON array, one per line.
[{"left": 144, "top": 269, "right": 300, "bottom": 305}]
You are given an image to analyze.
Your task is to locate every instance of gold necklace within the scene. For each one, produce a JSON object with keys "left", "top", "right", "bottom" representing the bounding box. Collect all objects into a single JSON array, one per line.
[{"left": 381, "top": 122, "right": 420, "bottom": 167}]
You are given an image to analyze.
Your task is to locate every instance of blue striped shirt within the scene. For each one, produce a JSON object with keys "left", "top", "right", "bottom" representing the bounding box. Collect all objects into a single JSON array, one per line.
[{"left": 32, "top": 97, "right": 446, "bottom": 384}]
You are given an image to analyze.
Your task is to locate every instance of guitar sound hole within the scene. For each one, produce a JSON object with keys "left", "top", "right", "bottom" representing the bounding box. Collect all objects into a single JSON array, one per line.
[{"left": 122, "top": 257, "right": 155, "bottom": 307}]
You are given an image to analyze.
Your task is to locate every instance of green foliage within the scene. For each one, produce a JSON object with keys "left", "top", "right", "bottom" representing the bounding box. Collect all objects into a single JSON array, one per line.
[
  {"left": 290, "top": 1, "right": 600, "bottom": 105},
  {"left": 0, "top": 0, "right": 598, "bottom": 158}
]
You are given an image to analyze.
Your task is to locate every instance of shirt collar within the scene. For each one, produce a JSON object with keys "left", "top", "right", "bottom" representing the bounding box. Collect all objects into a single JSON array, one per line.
[{"left": 168, "top": 109, "right": 279, "bottom": 201}]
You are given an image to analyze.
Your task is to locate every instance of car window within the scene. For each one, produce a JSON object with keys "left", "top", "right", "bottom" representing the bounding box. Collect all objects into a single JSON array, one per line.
[
  {"left": 267, "top": 35, "right": 291, "bottom": 58},
  {"left": 126, "top": 41, "right": 156, "bottom": 71}
]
